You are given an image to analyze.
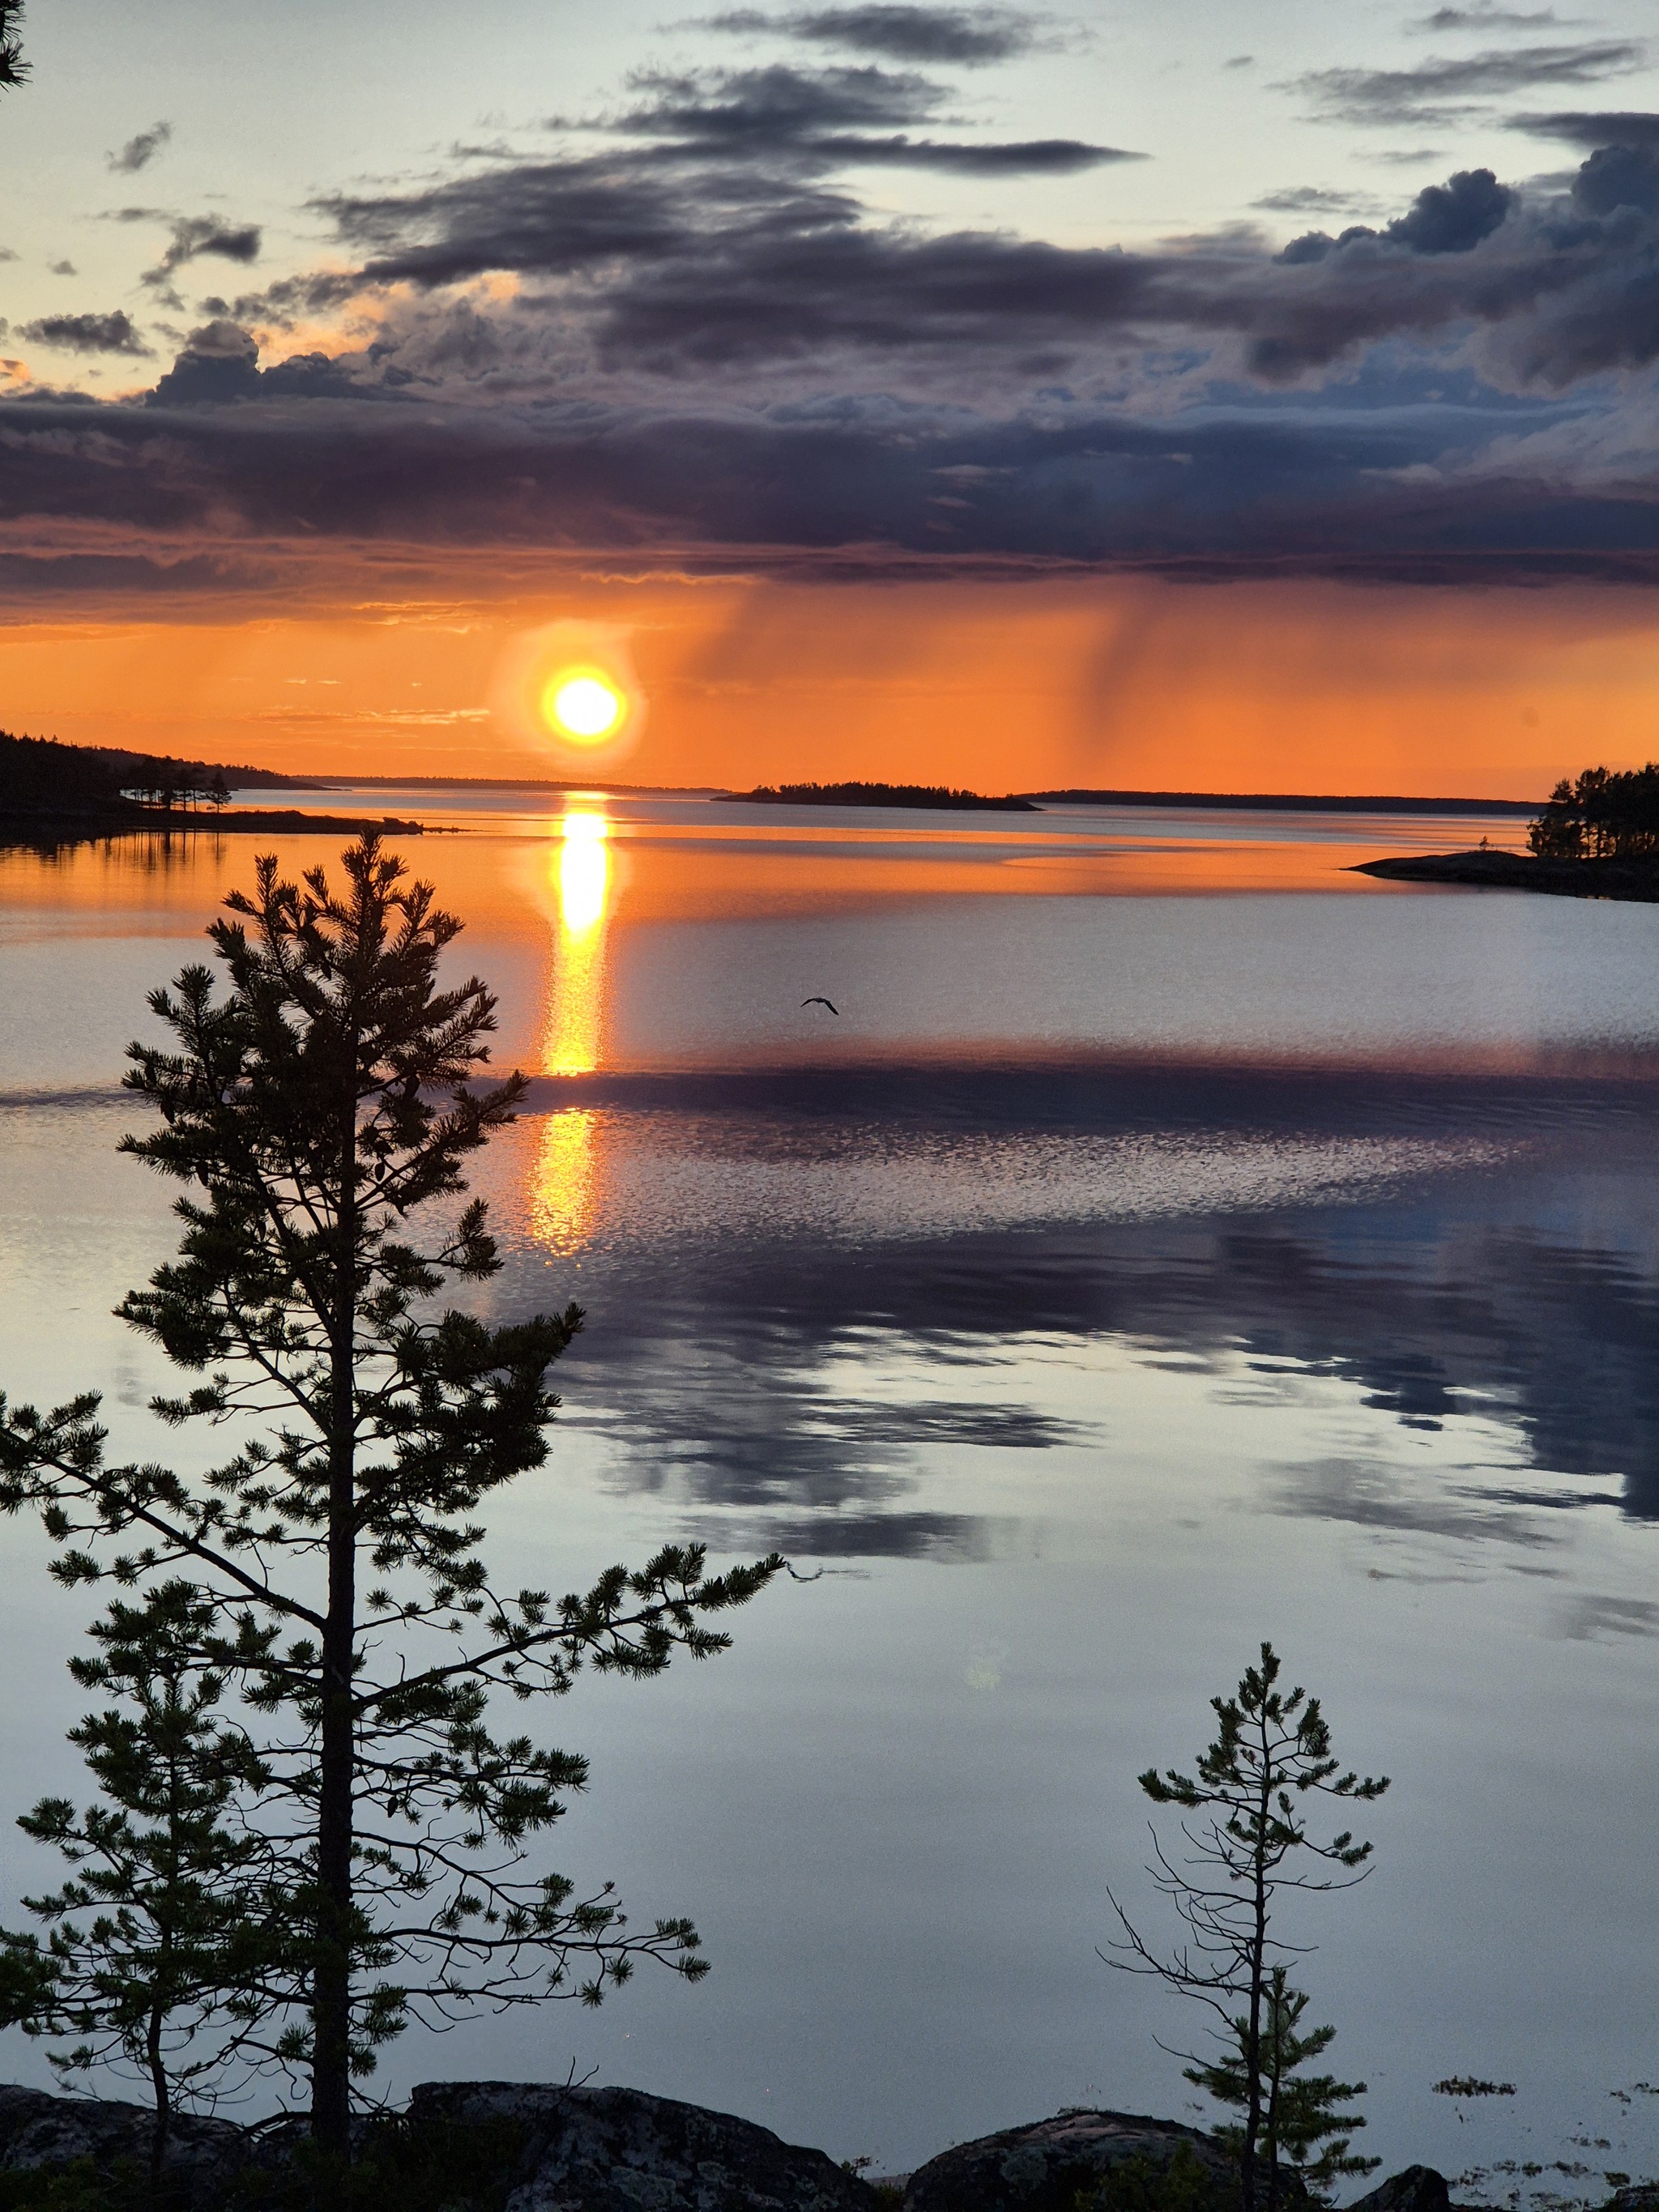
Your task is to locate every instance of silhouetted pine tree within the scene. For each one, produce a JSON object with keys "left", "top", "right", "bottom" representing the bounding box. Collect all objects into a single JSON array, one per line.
[
  {"left": 0, "top": 0, "right": 28, "bottom": 87},
  {"left": 0, "top": 835, "right": 782, "bottom": 2182},
  {"left": 0, "top": 1582, "right": 292, "bottom": 2187},
  {"left": 1183, "top": 1965, "right": 1379, "bottom": 2207},
  {"left": 1104, "top": 1643, "right": 1388, "bottom": 2212}
]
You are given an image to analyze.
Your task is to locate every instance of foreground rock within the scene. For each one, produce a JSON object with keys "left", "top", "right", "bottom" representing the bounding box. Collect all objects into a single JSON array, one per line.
[
  {"left": 1349, "top": 2171, "right": 1449, "bottom": 2212},
  {"left": 0, "top": 2084, "right": 1464, "bottom": 2212},
  {"left": 408, "top": 2082, "right": 876, "bottom": 2212},
  {"left": 902, "top": 2109, "right": 1249, "bottom": 2212},
  {"left": 0, "top": 2085, "right": 284, "bottom": 2207},
  {"left": 0, "top": 2081, "right": 877, "bottom": 2212}
]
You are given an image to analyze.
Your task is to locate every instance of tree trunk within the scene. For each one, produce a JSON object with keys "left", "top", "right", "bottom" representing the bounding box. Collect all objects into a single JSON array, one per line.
[
  {"left": 1262, "top": 1988, "right": 1282, "bottom": 2212},
  {"left": 151, "top": 1715, "right": 178, "bottom": 2200},
  {"left": 1240, "top": 1718, "right": 1272, "bottom": 2212},
  {"left": 311, "top": 1086, "right": 359, "bottom": 2170},
  {"left": 147, "top": 2000, "right": 169, "bottom": 2197}
]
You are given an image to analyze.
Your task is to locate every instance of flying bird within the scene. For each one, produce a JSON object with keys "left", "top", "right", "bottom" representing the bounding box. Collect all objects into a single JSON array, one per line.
[{"left": 801, "top": 996, "right": 839, "bottom": 1014}]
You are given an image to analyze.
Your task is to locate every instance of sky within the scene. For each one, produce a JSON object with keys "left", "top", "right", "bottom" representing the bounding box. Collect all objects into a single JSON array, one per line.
[{"left": 3, "top": 0, "right": 1659, "bottom": 791}]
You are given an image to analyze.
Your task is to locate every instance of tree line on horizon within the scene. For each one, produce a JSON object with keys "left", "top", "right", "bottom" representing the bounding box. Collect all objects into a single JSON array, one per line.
[{"left": 0, "top": 732, "right": 293, "bottom": 821}]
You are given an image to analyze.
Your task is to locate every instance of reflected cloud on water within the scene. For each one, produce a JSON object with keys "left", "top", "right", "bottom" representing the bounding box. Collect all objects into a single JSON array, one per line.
[{"left": 506, "top": 1057, "right": 1659, "bottom": 1557}]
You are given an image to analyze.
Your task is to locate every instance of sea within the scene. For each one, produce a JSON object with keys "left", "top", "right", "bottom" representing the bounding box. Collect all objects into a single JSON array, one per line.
[{"left": 3, "top": 786, "right": 1659, "bottom": 2197}]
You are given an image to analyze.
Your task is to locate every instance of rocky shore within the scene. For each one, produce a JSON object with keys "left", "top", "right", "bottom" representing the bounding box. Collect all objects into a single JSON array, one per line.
[
  {"left": 1351, "top": 850, "right": 1659, "bottom": 901},
  {"left": 0, "top": 2081, "right": 1467, "bottom": 2212},
  {"left": 0, "top": 807, "right": 428, "bottom": 851}
]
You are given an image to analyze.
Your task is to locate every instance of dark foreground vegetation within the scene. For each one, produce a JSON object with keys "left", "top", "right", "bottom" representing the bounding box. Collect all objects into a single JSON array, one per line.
[
  {"left": 732, "top": 780, "right": 1038, "bottom": 812},
  {"left": 1528, "top": 766, "right": 1659, "bottom": 860},
  {"left": 1355, "top": 762, "right": 1659, "bottom": 900},
  {"left": 0, "top": 734, "right": 417, "bottom": 846}
]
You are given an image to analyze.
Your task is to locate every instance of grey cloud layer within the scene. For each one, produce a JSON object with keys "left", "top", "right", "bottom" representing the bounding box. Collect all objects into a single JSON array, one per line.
[
  {"left": 1509, "top": 106, "right": 1659, "bottom": 147},
  {"left": 7, "top": 38, "right": 1659, "bottom": 592},
  {"left": 1291, "top": 40, "right": 1644, "bottom": 126},
  {"left": 604, "top": 59, "right": 1135, "bottom": 173},
  {"left": 697, "top": 6, "right": 1050, "bottom": 64},
  {"left": 107, "top": 120, "right": 172, "bottom": 175},
  {"left": 292, "top": 142, "right": 1659, "bottom": 394},
  {"left": 16, "top": 309, "right": 149, "bottom": 354}
]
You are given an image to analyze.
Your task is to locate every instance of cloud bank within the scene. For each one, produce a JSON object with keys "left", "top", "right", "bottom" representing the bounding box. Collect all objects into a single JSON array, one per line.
[{"left": 5, "top": 37, "right": 1659, "bottom": 603}]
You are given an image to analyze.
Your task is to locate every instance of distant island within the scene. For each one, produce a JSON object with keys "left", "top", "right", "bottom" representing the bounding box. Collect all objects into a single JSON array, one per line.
[
  {"left": 0, "top": 732, "right": 420, "bottom": 846},
  {"left": 730, "top": 781, "right": 1038, "bottom": 812},
  {"left": 1355, "top": 765, "right": 1659, "bottom": 902}
]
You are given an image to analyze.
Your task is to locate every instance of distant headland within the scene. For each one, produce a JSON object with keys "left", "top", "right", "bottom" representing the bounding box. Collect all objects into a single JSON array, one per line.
[
  {"left": 731, "top": 781, "right": 1038, "bottom": 812},
  {"left": 0, "top": 732, "right": 421, "bottom": 846},
  {"left": 727, "top": 783, "right": 1541, "bottom": 816},
  {"left": 1023, "top": 788, "right": 1539, "bottom": 815},
  {"left": 1356, "top": 765, "right": 1659, "bottom": 902}
]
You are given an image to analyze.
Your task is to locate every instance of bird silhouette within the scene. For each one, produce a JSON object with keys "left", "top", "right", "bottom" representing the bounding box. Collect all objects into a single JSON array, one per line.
[{"left": 801, "top": 996, "right": 840, "bottom": 1015}]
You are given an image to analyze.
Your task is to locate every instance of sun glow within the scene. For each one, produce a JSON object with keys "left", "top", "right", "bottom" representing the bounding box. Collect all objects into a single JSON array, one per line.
[{"left": 544, "top": 669, "right": 625, "bottom": 745}]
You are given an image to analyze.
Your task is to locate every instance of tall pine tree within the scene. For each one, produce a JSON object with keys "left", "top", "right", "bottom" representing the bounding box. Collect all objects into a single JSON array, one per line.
[{"left": 0, "top": 837, "right": 781, "bottom": 2177}]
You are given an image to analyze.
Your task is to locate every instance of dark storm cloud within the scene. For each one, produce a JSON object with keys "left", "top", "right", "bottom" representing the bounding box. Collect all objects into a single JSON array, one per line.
[
  {"left": 313, "top": 153, "right": 787, "bottom": 292},
  {"left": 1279, "top": 166, "right": 1514, "bottom": 262},
  {"left": 148, "top": 215, "right": 262, "bottom": 277},
  {"left": 107, "top": 120, "right": 172, "bottom": 173},
  {"left": 13, "top": 28, "right": 1659, "bottom": 599},
  {"left": 19, "top": 309, "right": 149, "bottom": 354},
  {"left": 1507, "top": 107, "right": 1659, "bottom": 147},
  {"left": 834, "top": 134, "right": 1130, "bottom": 172},
  {"left": 1290, "top": 40, "right": 1644, "bottom": 126},
  {"left": 1410, "top": 6, "right": 1568, "bottom": 29},
  {"left": 1566, "top": 143, "right": 1659, "bottom": 216},
  {"left": 621, "top": 58, "right": 945, "bottom": 139},
  {"left": 609, "top": 61, "right": 1132, "bottom": 171},
  {"left": 1253, "top": 185, "right": 1366, "bottom": 213},
  {"left": 306, "top": 149, "right": 1608, "bottom": 391},
  {"left": 697, "top": 5, "right": 1050, "bottom": 64},
  {"left": 1, "top": 331, "right": 1654, "bottom": 591}
]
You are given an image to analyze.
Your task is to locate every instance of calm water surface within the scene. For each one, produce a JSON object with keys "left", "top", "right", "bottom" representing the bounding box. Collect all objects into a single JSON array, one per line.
[{"left": 4, "top": 791, "right": 1659, "bottom": 2192}]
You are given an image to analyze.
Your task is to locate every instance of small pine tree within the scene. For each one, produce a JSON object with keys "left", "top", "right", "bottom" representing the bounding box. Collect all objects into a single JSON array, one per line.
[
  {"left": 0, "top": 1583, "right": 292, "bottom": 2186},
  {"left": 1183, "top": 1966, "right": 1379, "bottom": 2207},
  {"left": 1103, "top": 1643, "right": 1388, "bottom": 2212}
]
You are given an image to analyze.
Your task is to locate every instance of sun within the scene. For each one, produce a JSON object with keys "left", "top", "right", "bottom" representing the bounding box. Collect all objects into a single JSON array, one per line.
[{"left": 542, "top": 667, "right": 626, "bottom": 745}]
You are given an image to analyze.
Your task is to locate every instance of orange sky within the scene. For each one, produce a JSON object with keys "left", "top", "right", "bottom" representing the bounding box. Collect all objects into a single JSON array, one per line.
[{"left": 7, "top": 574, "right": 1659, "bottom": 796}]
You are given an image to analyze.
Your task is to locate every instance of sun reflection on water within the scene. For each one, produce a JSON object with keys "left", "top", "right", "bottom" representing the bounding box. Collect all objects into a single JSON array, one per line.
[{"left": 533, "top": 808, "right": 612, "bottom": 1251}]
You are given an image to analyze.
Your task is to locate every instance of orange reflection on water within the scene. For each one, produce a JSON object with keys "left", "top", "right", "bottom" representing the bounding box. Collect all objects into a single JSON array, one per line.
[
  {"left": 533, "top": 808, "right": 612, "bottom": 1251},
  {"left": 531, "top": 1106, "right": 602, "bottom": 1254},
  {"left": 545, "top": 809, "right": 610, "bottom": 1074}
]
